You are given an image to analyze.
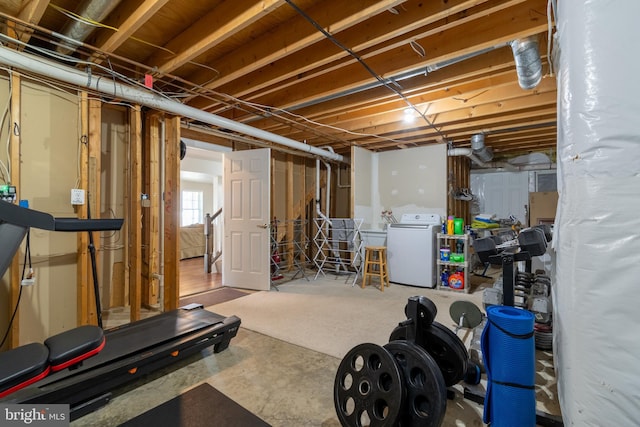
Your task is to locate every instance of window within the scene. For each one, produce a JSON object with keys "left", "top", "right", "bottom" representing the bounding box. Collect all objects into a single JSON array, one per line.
[{"left": 181, "top": 191, "right": 203, "bottom": 226}]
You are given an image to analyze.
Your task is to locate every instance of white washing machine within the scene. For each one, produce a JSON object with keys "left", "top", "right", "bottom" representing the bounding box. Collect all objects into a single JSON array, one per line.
[{"left": 386, "top": 213, "right": 441, "bottom": 288}]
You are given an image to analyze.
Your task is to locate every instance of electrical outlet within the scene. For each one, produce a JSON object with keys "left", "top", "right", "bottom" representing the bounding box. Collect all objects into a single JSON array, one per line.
[{"left": 71, "top": 189, "right": 85, "bottom": 205}]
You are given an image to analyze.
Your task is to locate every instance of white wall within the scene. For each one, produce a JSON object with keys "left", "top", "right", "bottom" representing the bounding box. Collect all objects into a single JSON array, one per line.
[
  {"left": 180, "top": 147, "right": 224, "bottom": 220},
  {"left": 353, "top": 146, "right": 375, "bottom": 227},
  {"left": 180, "top": 179, "right": 214, "bottom": 223},
  {"left": 354, "top": 144, "right": 447, "bottom": 228},
  {"left": 470, "top": 171, "right": 529, "bottom": 223}
]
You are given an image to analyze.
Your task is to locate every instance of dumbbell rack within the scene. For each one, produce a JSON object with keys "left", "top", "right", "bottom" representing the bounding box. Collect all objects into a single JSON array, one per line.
[{"left": 436, "top": 233, "right": 470, "bottom": 293}]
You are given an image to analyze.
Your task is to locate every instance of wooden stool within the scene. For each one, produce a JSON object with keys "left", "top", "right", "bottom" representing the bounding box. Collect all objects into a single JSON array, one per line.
[{"left": 362, "top": 246, "right": 389, "bottom": 291}]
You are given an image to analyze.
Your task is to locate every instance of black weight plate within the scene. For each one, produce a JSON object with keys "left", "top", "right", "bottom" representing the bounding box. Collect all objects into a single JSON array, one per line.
[
  {"left": 422, "top": 322, "right": 469, "bottom": 387},
  {"left": 389, "top": 324, "right": 408, "bottom": 342},
  {"left": 334, "top": 343, "right": 404, "bottom": 427},
  {"left": 449, "top": 300, "right": 483, "bottom": 329},
  {"left": 404, "top": 296, "right": 438, "bottom": 328},
  {"left": 384, "top": 340, "right": 447, "bottom": 427}
]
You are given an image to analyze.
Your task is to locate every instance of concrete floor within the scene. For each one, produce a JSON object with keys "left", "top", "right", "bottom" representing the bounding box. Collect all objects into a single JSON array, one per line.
[
  {"left": 71, "top": 328, "right": 343, "bottom": 426},
  {"left": 70, "top": 269, "right": 557, "bottom": 426}
]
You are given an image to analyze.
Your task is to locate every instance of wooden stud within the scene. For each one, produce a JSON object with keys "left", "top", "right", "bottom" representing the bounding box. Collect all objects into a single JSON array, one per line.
[
  {"left": 129, "top": 106, "right": 143, "bottom": 321},
  {"left": 148, "top": 114, "right": 162, "bottom": 306},
  {"left": 87, "top": 98, "right": 102, "bottom": 325},
  {"left": 286, "top": 154, "right": 294, "bottom": 270},
  {"left": 8, "top": 72, "right": 20, "bottom": 348},
  {"left": 77, "top": 92, "right": 90, "bottom": 325},
  {"left": 163, "top": 116, "right": 181, "bottom": 311},
  {"left": 299, "top": 158, "right": 306, "bottom": 265}
]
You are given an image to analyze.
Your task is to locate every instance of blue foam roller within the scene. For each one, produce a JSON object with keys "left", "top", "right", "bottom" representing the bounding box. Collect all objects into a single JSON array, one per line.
[{"left": 481, "top": 305, "right": 536, "bottom": 427}]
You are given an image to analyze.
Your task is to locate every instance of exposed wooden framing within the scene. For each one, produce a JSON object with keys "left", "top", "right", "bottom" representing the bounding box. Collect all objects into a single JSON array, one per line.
[
  {"left": 286, "top": 154, "right": 294, "bottom": 270},
  {"left": 6, "top": 0, "right": 48, "bottom": 45},
  {"left": 299, "top": 159, "right": 307, "bottom": 264},
  {"left": 129, "top": 106, "right": 143, "bottom": 322},
  {"left": 143, "top": 113, "right": 161, "bottom": 308},
  {"left": 239, "top": 48, "right": 520, "bottom": 132},
  {"left": 89, "top": 0, "right": 171, "bottom": 63},
  {"left": 148, "top": 0, "right": 284, "bottom": 74},
  {"left": 87, "top": 98, "right": 102, "bottom": 325},
  {"left": 447, "top": 155, "right": 471, "bottom": 224},
  {"left": 163, "top": 116, "right": 181, "bottom": 311},
  {"left": 186, "top": 0, "right": 407, "bottom": 99},
  {"left": 196, "top": 0, "right": 547, "bottom": 112},
  {"left": 8, "top": 72, "right": 21, "bottom": 348},
  {"left": 76, "top": 91, "right": 90, "bottom": 325},
  {"left": 0, "top": 1, "right": 559, "bottom": 165},
  {"left": 180, "top": 126, "right": 233, "bottom": 148},
  {"left": 191, "top": 0, "right": 498, "bottom": 109}
]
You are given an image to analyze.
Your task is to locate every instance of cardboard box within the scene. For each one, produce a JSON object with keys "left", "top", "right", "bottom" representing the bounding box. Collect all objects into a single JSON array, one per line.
[{"left": 529, "top": 192, "right": 558, "bottom": 227}]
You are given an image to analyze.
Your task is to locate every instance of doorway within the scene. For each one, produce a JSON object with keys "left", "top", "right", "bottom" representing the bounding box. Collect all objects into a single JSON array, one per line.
[{"left": 178, "top": 138, "right": 228, "bottom": 300}]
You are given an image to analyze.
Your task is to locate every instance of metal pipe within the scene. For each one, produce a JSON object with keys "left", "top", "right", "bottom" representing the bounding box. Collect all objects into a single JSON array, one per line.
[
  {"left": 510, "top": 36, "right": 543, "bottom": 90},
  {"left": 0, "top": 45, "right": 343, "bottom": 163},
  {"left": 470, "top": 133, "right": 494, "bottom": 163},
  {"left": 448, "top": 147, "right": 518, "bottom": 171},
  {"left": 448, "top": 148, "right": 556, "bottom": 171},
  {"left": 315, "top": 158, "right": 331, "bottom": 224},
  {"left": 56, "top": 0, "right": 123, "bottom": 55}
]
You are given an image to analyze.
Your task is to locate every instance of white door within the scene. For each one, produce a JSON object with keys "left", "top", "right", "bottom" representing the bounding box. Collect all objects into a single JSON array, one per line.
[{"left": 223, "top": 148, "right": 271, "bottom": 291}]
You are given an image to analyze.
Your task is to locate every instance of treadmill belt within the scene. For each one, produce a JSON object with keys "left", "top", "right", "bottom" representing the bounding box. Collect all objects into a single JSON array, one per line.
[
  {"left": 87, "top": 309, "right": 224, "bottom": 366},
  {"left": 99, "top": 310, "right": 221, "bottom": 360}
]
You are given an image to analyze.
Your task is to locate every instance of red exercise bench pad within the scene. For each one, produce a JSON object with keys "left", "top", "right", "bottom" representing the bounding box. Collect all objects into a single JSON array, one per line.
[
  {"left": 0, "top": 343, "right": 50, "bottom": 398},
  {"left": 45, "top": 325, "right": 105, "bottom": 371}
]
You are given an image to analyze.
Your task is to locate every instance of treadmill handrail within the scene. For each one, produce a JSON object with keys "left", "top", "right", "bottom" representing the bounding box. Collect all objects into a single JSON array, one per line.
[
  {"left": 0, "top": 200, "right": 55, "bottom": 230},
  {"left": 0, "top": 200, "right": 123, "bottom": 232}
]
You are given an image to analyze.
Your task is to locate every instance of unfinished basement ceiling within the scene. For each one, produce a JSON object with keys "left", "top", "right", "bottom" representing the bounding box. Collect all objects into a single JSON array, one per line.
[{"left": 0, "top": 0, "right": 557, "bottom": 161}]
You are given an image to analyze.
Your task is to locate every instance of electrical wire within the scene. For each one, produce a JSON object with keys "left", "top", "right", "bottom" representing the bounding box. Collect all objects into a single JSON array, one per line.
[
  {"left": 48, "top": 3, "right": 220, "bottom": 78},
  {"left": 238, "top": 98, "right": 418, "bottom": 145},
  {"left": 0, "top": 14, "right": 408, "bottom": 149},
  {"left": 0, "top": 23, "right": 393, "bottom": 148},
  {"left": 284, "top": 0, "right": 447, "bottom": 141}
]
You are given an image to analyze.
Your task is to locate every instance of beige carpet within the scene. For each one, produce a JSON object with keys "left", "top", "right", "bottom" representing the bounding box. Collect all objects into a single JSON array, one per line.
[
  {"left": 206, "top": 277, "right": 484, "bottom": 359},
  {"left": 207, "top": 273, "right": 561, "bottom": 419}
]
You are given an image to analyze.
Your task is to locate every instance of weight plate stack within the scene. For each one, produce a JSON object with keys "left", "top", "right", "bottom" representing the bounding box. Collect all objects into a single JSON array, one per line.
[
  {"left": 334, "top": 343, "right": 405, "bottom": 427},
  {"left": 534, "top": 322, "right": 553, "bottom": 350},
  {"left": 421, "top": 322, "right": 469, "bottom": 387},
  {"left": 384, "top": 340, "right": 447, "bottom": 427},
  {"left": 389, "top": 324, "right": 408, "bottom": 342}
]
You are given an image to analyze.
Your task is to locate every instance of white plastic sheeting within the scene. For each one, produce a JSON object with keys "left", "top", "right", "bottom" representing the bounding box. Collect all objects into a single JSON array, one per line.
[{"left": 554, "top": 1, "right": 640, "bottom": 425}]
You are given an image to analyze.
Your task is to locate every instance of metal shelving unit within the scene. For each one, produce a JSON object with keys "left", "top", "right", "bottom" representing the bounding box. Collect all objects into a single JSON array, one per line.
[{"left": 436, "top": 233, "right": 470, "bottom": 293}]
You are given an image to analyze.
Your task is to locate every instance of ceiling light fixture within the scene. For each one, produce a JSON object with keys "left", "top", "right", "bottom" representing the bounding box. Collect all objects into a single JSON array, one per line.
[{"left": 403, "top": 108, "right": 415, "bottom": 123}]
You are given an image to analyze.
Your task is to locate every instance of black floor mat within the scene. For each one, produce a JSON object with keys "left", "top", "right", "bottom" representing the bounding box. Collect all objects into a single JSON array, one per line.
[
  {"left": 179, "top": 287, "right": 249, "bottom": 308},
  {"left": 118, "top": 383, "right": 270, "bottom": 427}
]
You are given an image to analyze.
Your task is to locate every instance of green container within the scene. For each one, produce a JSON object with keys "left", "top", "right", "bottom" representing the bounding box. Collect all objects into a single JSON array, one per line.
[{"left": 454, "top": 217, "right": 464, "bottom": 235}]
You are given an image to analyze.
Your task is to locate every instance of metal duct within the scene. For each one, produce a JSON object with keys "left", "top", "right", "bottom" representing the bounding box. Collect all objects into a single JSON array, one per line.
[
  {"left": 470, "top": 133, "right": 494, "bottom": 163},
  {"left": 56, "top": 0, "right": 123, "bottom": 55},
  {"left": 510, "top": 36, "right": 543, "bottom": 90},
  {"left": 0, "top": 44, "right": 343, "bottom": 162}
]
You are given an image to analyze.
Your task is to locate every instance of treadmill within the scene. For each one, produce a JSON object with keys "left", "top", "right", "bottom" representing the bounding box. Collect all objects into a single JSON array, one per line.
[{"left": 0, "top": 200, "right": 241, "bottom": 419}]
